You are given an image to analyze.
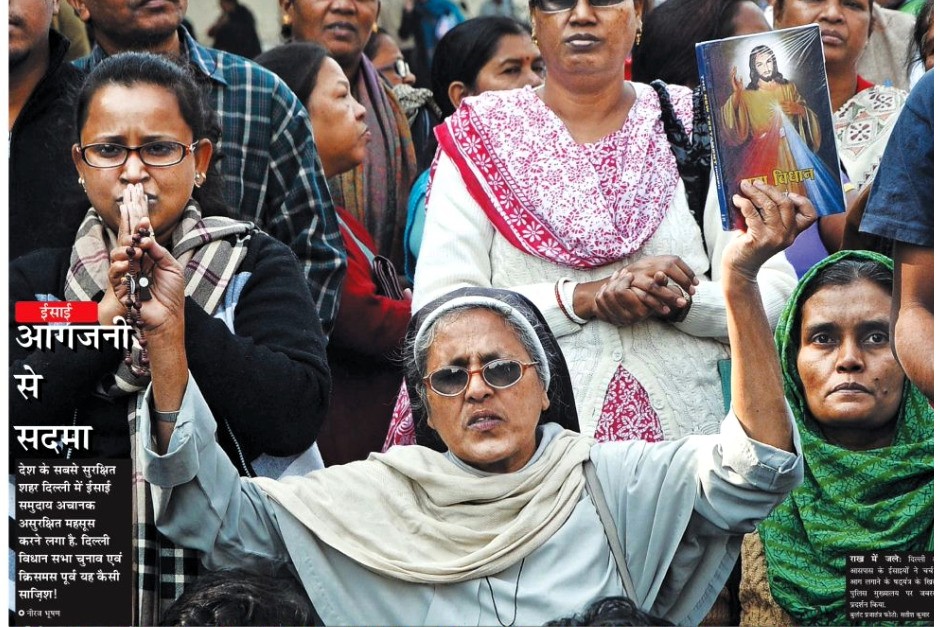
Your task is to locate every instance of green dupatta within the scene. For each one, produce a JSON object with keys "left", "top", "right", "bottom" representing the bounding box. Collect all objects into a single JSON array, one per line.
[{"left": 759, "top": 250, "right": 933, "bottom": 625}]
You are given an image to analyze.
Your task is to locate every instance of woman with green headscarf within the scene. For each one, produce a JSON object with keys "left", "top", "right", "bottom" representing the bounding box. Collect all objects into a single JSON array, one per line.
[{"left": 736, "top": 250, "right": 933, "bottom": 625}]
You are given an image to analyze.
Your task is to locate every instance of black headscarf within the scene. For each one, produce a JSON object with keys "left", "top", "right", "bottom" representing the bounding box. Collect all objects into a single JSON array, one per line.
[{"left": 405, "top": 287, "right": 580, "bottom": 451}]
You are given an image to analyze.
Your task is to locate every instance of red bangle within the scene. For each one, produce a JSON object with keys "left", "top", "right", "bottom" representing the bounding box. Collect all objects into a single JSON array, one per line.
[{"left": 555, "top": 279, "right": 580, "bottom": 324}]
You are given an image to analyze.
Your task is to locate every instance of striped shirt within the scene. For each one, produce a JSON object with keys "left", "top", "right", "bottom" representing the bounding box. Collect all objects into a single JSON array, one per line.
[{"left": 75, "top": 28, "right": 346, "bottom": 334}]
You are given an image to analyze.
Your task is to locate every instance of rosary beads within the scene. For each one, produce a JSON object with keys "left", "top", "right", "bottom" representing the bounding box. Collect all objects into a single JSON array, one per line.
[{"left": 123, "top": 226, "right": 153, "bottom": 377}]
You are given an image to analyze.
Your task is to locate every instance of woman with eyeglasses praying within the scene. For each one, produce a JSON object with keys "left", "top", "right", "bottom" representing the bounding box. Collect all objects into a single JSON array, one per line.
[
  {"left": 10, "top": 51, "right": 331, "bottom": 619},
  {"left": 385, "top": 0, "right": 800, "bottom": 450},
  {"left": 142, "top": 187, "right": 812, "bottom": 625}
]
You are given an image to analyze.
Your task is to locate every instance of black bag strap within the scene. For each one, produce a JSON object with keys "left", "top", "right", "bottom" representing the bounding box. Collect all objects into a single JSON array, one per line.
[
  {"left": 650, "top": 80, "right": 712, "bottom": 258},
  {"left": 583, "top": 459, "right": 638, "bottom": 604}
]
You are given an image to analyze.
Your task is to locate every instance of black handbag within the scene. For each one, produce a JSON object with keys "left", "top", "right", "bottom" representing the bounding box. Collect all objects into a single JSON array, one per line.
[
  {"left": 650, "top": 80, "right": 713, "bottom": 257},
  {"left": 371, "top": 255, "right": 405, "bottom": 300},
  {"left": 338, "top": 213, "right": 406, "bottom": 300}
]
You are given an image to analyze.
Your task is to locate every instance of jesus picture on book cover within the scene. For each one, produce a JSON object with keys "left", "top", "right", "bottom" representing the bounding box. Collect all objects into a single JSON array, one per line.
[
  {"left": 720, "top": 43, "right": 822, "bottom": 199},
  {"left": 697, "top": 25, "right": 845, "bottom": 231}
]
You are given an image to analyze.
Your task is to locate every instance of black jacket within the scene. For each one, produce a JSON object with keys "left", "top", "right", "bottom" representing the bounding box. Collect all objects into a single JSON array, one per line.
[
  {"left": 9, "top": 233, "right": 331, "bottom": 475},
  {"left": 9, "top": 31, "right": 89, "bottom": 261}
]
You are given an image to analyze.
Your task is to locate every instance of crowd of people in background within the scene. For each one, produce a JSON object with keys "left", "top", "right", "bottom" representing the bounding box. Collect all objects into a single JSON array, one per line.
[{"left": 8, "top": 0, "right": 933, "bottom": 624}]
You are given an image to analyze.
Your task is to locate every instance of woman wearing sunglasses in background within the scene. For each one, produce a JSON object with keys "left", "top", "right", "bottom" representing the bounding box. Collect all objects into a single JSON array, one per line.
[
  {"left": 365, "top": 27, "right": 443, "bottom": 173},
  {"left": 143, "top": 186, "right": 813, "bottom": 624},
  {"left": 386, "top": 0, "right": 799, "bottom": 449}
]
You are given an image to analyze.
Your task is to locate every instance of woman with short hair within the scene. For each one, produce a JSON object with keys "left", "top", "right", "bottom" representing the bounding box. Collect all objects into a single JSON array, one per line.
[
  {"left": 279, "top": 0, "right": 419, "bottom": 269},
  {"left": 256, "top": 42, "right": 413, "bottom": 464}
]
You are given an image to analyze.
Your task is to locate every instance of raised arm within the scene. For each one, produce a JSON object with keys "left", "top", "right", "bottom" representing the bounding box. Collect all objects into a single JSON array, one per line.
[
  {"left": 891, "top": 241, "right": 934, "bottom": 403},
  {"left": 112, "top": 190, "right": 190, "bottom": 448},
  {"left": 722, "top": 180, "right": 816, "bottom": 451},
  {"left": 676, "top": 181, "right": 798, "bottom": 342}
]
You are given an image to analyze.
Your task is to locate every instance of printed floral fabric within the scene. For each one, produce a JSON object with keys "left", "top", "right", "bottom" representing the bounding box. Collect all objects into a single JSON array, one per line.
[
  {"left": 434, "top": 83, "right": 691, "bottom": 268},
  {"left": 384, "top": 381, "right": 416, "bottom": 450},
  {"left": 594, "top": 366, "right": 663, "bottom": 443}
]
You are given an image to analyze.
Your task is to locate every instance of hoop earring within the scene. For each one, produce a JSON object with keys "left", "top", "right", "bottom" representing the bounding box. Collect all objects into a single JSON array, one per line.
[
  {"left": 635, "top": 21, "right": 642, "bottom": 47},
  {"left": 532, "top": 29, "right": 538, "bottom": 47},
  {"left": 78, "top": 176, "right": 86, "bottom": 192},
  {"left": 194, "top": 172, "right": 205, "bottom": 188}
]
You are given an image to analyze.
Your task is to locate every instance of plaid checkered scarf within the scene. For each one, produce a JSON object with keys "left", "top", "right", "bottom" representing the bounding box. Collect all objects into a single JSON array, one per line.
[{"left": 64, "top": 202, "right": 255, "bottom": 625}]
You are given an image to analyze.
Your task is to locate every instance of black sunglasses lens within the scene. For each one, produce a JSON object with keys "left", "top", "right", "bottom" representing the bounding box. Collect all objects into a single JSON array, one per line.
[
  {"left": 483, "top": 360, "right": 523, "bottom": 387},
  {"left": 430, "top": 367, "right": 469, "bottom": 395},
  {"left": 539, "top": 0, "right": 576, "bottom": 10},
  {"left": 539, "top": 0, "right": 621, "bottom": 9}
]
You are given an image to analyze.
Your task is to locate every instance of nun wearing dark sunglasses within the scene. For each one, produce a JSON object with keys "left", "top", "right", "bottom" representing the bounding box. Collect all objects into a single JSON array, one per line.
[{"left": 142, "top": 191, "right": 812, "bottom": 626}]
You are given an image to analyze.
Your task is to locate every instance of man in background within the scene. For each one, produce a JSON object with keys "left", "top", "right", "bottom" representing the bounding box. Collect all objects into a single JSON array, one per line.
[{"left": 9, "top": 0, "right": 89, "bottom": 260}]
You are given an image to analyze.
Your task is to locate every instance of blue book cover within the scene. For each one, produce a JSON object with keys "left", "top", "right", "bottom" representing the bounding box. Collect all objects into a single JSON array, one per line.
[{"left": 696, "top": 24, "right": 845, "bottom": 231}]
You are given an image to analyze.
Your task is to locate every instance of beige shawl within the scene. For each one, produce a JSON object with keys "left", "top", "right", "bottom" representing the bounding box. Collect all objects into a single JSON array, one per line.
[{"left": 254, "top": 428, "right": 594, "bottom": 583}]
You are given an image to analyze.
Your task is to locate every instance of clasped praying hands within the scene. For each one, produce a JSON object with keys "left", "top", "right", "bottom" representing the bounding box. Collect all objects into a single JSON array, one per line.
[
  {"left": 98, "top": 183, "right": 186, "bottom": 337},
  {"left": 574, "top": 255, "right": 699, "bottom": 326}
]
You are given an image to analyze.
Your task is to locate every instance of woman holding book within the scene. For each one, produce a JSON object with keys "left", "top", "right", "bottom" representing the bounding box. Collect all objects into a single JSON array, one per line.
[
  {"left": 385, "top": 0, "right": 798, "bottom": 447},
  {"left": 735, "top": 250, "right": 933, "bottom": 625}
]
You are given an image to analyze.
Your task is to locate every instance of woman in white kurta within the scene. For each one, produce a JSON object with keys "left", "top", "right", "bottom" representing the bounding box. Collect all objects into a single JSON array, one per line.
[
  {"left": 142, "top": 184, "right": 812, "bottom": 626},
  {"left": 384, "top": 0, "right": 797, "bottom": 447}
]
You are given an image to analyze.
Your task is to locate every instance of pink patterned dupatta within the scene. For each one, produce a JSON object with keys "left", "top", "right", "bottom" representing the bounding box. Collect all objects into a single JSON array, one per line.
[{"left": 433, "top": 83, "right": 688, "bottom": 268}]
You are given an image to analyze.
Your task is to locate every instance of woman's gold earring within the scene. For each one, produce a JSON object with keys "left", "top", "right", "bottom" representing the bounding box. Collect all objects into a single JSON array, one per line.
[
  {"left": 635, "top": 21, "right": 642, "bottom": 47},
  {"left": 372, "top": 22, "right": 379, "bottom": 33},
  {"left": 78, "top": 176, "right": 86, "bottom": 192},
  {"left": 532, "top": 30, "right": 538, "bottom": 47}
]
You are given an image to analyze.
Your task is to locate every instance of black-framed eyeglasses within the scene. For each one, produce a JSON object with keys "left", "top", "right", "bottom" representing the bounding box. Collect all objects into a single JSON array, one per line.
[
  {"left": 423, "top": 359, "right": 538, "bottom": 397},
  {"left": 534, "top": 0, "right": 625, "bottom": 13},
  {"left": 78, "top": 141, "right": 198, "bottom": 169},
  {"left": 379, "top": 58, "right": 411, "bottom": 79}
]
